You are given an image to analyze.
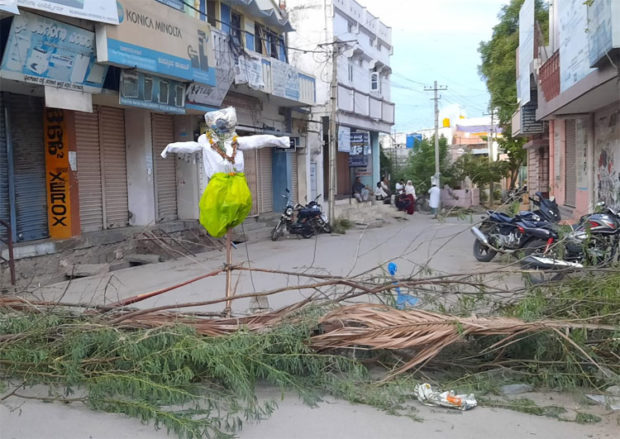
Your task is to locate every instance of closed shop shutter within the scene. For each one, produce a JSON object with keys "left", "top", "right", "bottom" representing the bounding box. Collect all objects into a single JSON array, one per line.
[
  {"left": 290, "top": 151, "right": 298, "bottom": 202},
  {"left": 9, "top": 94, "right": 47, "bottom": 242},
  {"left": 258, "top": 148, "right": 272, "bottom": 213},
  {"left": 151, "top": 114, "right": 177, "bottom": 222},
  {"left": 565, "top": 120, "right": 577, "bottom": 206},
  {"left": 243, "top": 148, "right": 259, "bottom": 216},
  {"left": 100, "top": 107, "right": 129, "bottom": 228},
  {"left": 0, "top": 94, "right": 8, "bottom": 240},
  {"left": 75, "top": 110, "right": 103, "bottom": 232}
]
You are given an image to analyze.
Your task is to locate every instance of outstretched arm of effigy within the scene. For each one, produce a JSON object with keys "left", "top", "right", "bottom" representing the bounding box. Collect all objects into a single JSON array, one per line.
[
  {"left": 237, "top": 134, "right": 290, "bottom": 150},
  {"left": 160, "top": 141, "right": 203, "bottom": 158}
]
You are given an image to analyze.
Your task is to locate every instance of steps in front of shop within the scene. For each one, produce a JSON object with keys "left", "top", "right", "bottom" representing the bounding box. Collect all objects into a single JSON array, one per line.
[{"left": 333, "top": 198, "right": 407, "bottom": 225}]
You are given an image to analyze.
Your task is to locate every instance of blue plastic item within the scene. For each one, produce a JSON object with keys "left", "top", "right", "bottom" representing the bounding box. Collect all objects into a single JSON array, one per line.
[{"left": 387, "top": 262, "right": 419, "bottom": 309}]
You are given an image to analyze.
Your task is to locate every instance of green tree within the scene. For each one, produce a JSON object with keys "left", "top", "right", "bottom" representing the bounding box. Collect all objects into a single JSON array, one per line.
[
  {"left": 478, "top": 0, "right": 547, "bottom": 189},
  {"left": 401, "top": 136, "right": 451, "bottom": 195}
]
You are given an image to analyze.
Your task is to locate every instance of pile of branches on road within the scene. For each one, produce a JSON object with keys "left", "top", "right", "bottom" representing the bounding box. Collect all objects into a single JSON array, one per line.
[{"left": 1, "top": 268, "right": 618, "bottom": 438}]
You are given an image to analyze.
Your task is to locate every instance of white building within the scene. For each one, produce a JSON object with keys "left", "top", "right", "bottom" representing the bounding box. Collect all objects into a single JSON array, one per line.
[{"left": 287, "top": 0, "right": 395, "bottom": 197}]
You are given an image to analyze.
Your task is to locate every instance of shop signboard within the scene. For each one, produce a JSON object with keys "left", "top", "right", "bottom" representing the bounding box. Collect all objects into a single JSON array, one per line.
[
  {"left": 348, "top": 130, "right": 369, "bottom": 167},
  {"left": 271, "top": 58, "right": 300, "bottom": 101},
  {"left": 0, "top": 11, "right": 107, "bottom": 93},
  {"left": 234, "top": 53, "right": 264, "bottom": 90},
  {"left": 44, "top": 109, "right": 73, "bottom": 239},
  {"left": 558, "top": 0, "right": 595, "bottom": 92},
  {"left": 0, "top": 0, "right": 18, "bottom": 14},
  {"left": 338, "top": 126, "right": 350, "bottom": 152},
  {"left": 96, "top": 0, "right": 215, "bottom": 86},
  {"left": 517, "top": 0, "right": 534, "bottom": 105},
  {"left": 120, "top": 70, "right": 186, "bottom": 114},
  {"left": 13, "top": 0, "right": 119, "bottom": 24}
]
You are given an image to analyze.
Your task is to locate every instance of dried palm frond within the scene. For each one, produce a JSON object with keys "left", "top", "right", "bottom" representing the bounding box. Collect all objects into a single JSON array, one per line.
[{"left": 311, "top": 303, "right": 616, "bottom": 379}]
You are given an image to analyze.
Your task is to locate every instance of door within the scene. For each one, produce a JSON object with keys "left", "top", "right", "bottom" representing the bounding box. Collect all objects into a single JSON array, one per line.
[
  {"left": 100, "top": 107, "right": 129, "bottom": 228},
  {"left": 258, "top": 148, "right": 273, "bottom": 213},
  {"left": 290, "top": 150, "right": 298, "bottom": 203},
  {"left": 243, "top": 148, "right": 259, "bottom": 216},
  {"left": 75, "top": 110, "right": 103, "bottom": 232},
  {"left": 0, "top": 94, "right": 8, "bottom": 241},
  {"left": 152, "top": 113, "right": 177, "bottom": 222},
  {"left": 8, "top": 94, "right": 47, "bottom": 242},
  {"left": 565, "top": 120, "right": 576, "bottom": 206}
]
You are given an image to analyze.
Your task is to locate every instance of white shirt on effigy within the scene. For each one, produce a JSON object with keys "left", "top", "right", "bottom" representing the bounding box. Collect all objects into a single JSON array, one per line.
[{"left": 161, "top": 133, "right": 289, "bottom": 178}]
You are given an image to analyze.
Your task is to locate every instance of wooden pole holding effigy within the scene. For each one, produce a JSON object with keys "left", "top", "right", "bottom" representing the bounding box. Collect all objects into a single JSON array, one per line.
[{"left": 224, "top": 229, "right": 233, "bottom": 316}]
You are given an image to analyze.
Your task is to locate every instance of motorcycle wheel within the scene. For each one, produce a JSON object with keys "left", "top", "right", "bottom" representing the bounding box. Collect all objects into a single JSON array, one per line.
[
  {"left": 301, "top": 227, "right": 314, "bottom": 239},
  {"left": 271, "top": 220, "right": 285, "bottom": 241},
  {"left": 473, "top": 239, "right": 497, "bottom": 262},
  {"left": 316, "top": 217, "right": 332, "bottom": 234},
  {"left": 521, "top": 239, "right": 566, "bottom": 285}
]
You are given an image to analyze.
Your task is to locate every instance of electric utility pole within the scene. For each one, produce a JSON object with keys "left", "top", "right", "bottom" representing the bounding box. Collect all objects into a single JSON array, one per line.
[
  {"left": 424, "top": 81, "right": 448, "bottom": 187},
  {"left": 317, "top": 39, "right": 355, "bottom": 226},
  {"left": 485, "top": 107, "right": 495, "bottom": 162},
  {"left": 328, "top": 44, "right": 338, "bottom": 227}
]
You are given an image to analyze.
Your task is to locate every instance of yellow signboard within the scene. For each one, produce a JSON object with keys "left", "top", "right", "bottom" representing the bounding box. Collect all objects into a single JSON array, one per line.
[{"left": 44, "top": 109, "right": 72, "bottom": 239}]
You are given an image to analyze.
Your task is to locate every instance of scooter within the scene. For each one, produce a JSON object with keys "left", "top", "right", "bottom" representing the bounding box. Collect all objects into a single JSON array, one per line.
[
  {"left": 271, "top": 189, "right": 317, "bottom": 241},
  {"left": 471, "top": 192, "right": 561, "bottom": 262}
]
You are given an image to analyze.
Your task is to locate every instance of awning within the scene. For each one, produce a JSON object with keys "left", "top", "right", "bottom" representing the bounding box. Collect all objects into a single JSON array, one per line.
[{"left": 228, "top": 0, "right": 294, "bottom": 32}]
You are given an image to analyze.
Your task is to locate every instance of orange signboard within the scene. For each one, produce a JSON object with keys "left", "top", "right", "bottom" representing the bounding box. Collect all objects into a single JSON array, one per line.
[{"left": 44, "top": 109, "right": 72, "bottom": 239}]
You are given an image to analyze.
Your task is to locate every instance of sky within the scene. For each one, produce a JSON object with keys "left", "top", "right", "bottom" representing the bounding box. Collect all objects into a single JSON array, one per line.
[{"left": 360, "top": 0, "right": 508, "bottom": 133}]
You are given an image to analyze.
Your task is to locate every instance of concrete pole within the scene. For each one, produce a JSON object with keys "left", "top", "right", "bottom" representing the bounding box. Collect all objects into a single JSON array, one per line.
[
  {"left": 328, "top": 45, "right": 338, "bottom": 226},
  {"left": 433, "top": 80, "right": 440, "bottom": 186}
]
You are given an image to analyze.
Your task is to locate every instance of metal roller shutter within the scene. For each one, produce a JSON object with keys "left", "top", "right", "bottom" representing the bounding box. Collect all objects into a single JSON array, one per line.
[
  {"left": 100, "top": 107, "right": 129, "bottom": 228},
  {"left": 258, "top": 148, "right": 272, "bottom": 213},
  {"left": 151, "top": 114, "right": 177, "bottom": 222},
  {"left": 0, "top": 94, "right": 8, "bottom": 240},
  {"left": 565, "top": 120, "right": 576, "bottom": 206},
  {"left": 290, "top": 151, "right": 298, "bottom": 203},
  {"left": 9, "top": 94, "right": 47, "bottom": 242},
  {"left": 75, "top": 110, "right": 103, "bottom": 232},
  {"left": 243, "top": 148, "right": 259, "bottom": 216}
]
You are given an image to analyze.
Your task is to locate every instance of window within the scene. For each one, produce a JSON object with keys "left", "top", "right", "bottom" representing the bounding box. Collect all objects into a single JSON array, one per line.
[
  {"left": 255, "top": 23, "right": 265, "bottom": 54},
  {"left": 348, "top": 61, "right": 353, "bottom": 83},
  {"left": 206, "top": 0, "right": 216, "bottom": 27},
  {"left": 370, "top": 71, "right": 379, "bottom": 92},
  {"left": 269, "top": 31, "right": 278, "bottom": 59},
  {"left": 231, "top": 12, "right": 242, "bottom": 47}
]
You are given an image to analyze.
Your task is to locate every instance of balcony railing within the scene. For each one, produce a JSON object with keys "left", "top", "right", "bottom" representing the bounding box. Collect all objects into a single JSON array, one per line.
[
  {"left": 337, "top": 83, "right": 394, "bottom": 124},
  {"left": 539, "top": 50, "right": 560, "bottom": 102}
]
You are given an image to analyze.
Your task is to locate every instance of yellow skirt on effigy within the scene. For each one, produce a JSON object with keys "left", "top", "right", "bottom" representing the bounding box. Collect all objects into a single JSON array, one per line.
[{"left": 199, "top": 172, "right": 252, "bottom": 238}]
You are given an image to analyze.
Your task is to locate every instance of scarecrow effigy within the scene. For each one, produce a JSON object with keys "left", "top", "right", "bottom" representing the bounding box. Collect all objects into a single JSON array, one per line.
[{"left": 161, "top": 107, "right": 289, "bottom": 313}]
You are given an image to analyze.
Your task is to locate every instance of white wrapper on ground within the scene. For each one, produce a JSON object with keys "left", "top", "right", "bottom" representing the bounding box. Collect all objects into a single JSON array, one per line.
[{"left": 414, "top": 383, "right": 477, "bottom": 411}]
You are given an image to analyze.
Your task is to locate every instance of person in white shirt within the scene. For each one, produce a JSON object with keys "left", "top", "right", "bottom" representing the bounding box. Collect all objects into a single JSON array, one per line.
[
  {"left": 395, "top": 179, "right": 405, "bottom": 195},
  {"left": 405, "top": 180, "right": 416, "bottom": 199},
  {"left": 428, "top": 183, "right": 441, "bottom": 218}
]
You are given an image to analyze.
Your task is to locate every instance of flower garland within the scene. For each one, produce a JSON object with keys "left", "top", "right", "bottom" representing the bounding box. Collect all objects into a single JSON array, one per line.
[{"left": 206, "top": 131, "right": 239, "bottom": 164}]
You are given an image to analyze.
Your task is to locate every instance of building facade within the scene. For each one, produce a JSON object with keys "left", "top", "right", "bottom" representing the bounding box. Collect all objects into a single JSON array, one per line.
[
  {"left": 0, "top": 0, "right": 316, "bottom": 248},
  {"left": 287, "top": 0, "right": 394, "bottom": 199},
  {"left": 513, "top": 0, "right": 620, "bottom": 219}
]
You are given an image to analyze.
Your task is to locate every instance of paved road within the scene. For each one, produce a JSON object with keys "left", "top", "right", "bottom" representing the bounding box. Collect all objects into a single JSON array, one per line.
[
  {"left": 8, "top": 213, "right": 615, "bottom": 438},
  {"left": 33, "top": 212, "right": 521, "bottom": 314}
]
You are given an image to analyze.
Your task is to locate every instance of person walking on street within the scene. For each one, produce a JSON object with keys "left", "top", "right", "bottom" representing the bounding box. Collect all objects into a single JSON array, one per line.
[{"left": 428, "top": 183, "right": 440, "bottom": 218}]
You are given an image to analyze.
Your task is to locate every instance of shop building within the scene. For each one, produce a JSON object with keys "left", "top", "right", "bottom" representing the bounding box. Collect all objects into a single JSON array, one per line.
[
  {"left": 287, "top": 0, "right": 394, "bottom": 199},
  {"left": 0, "top": 0, "right": 316, "bottom": 252}
]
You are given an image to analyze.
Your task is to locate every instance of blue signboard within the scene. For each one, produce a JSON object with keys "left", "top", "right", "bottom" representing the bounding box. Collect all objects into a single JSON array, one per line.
[
  {"left": 0, "top": 11, "right": 108, "bottom": 93},
  {"left": 406, "top": 133, "right": 422, "bottom": 148},
  {"left": 120, "top": 70, "right": 186, "bottom": 114},
  {"left": 349, "top": 131, "right": 369, "bottom": 167}
]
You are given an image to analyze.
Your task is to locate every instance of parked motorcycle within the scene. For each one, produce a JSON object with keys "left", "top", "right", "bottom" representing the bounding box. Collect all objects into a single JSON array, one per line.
[
  {"left": 521, "top": 203, "right": 620, "bottom": 274},
  {"left": 271, "top": 190, "right": 322, "bottom": 241},
  {"left": 306, "top": 194, "right": 332, "bottom": 234},
  {"left": 471, "top": 192, "right": 561, "bottom": 262}
]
